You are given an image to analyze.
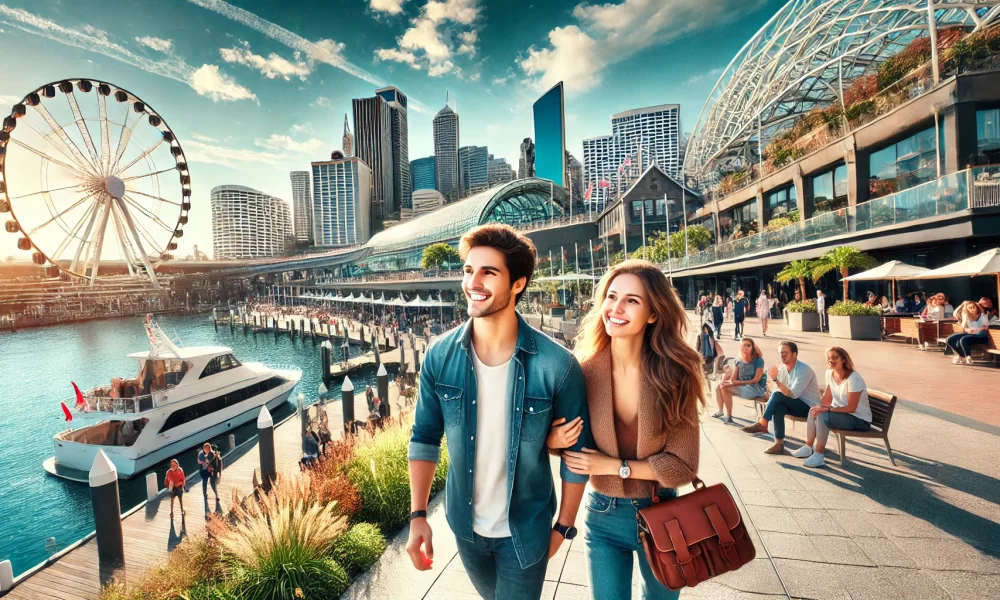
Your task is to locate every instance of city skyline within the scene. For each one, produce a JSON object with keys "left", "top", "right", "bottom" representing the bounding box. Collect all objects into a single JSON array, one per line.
[{"left": 0, "top": 0, "right": 782, "bottom": 257}]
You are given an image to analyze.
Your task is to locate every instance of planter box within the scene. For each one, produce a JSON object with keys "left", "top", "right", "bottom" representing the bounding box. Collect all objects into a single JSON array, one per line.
[
  {"left": 828, "top": 314, "right": 881, "bottom": 340},
  {"left": 788, "top": 311, "right": 820, "bottom": 332},
  {"left": 548, "top": 306, "right": 566, "bottom": 318}
]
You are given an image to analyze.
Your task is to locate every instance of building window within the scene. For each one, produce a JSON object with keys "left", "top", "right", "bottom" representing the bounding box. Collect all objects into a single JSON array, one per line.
[
  {"left": 765, "top": 186, "right": 795, "bottom": 222},
  {"left": 720, "top": 200, "right": 758, "bottom": 239},
  {"left": 809, "top": 163, "right": 848, "bottom": 216},
  {"left": 645, "top": 199, "right": 654, "bottom": 217},
  {"left": 655, "top": 198, "right": 666, "bottom": 216},
  {"left": 867, "top": 126, "right": 940, "bottom": 200},
  {"left": 632, "top": 200, "right": 643, "bottom": 219},
  {"left": 976, "top": 108, "right": 1000, "bottom": 163}
]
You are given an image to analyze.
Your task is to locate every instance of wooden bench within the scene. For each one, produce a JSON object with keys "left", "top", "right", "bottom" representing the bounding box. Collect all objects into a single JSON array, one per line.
[
  {"left": 785, "top": 389, "right": 898, "bottom": 466},
  {"left": 987, "top": 328, "right": 1000, "bottom": 366},
  {"left": 888, "top": 317, "right": 920, "bottom": 345}
]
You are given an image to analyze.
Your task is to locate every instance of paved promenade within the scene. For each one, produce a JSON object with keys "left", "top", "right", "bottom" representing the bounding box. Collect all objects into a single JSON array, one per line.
[{"left": 345, "top": 315, "right": 1000, "bottom": 600}]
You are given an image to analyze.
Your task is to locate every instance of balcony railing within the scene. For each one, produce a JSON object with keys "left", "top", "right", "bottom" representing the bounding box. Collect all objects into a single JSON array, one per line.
[{"left": 666, "top": 169, "right": 981, "bottom": 272}]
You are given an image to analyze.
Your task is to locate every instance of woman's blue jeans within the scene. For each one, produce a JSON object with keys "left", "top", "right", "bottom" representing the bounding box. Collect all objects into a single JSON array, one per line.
[
  {"left": 946, "top": 332, "right": 988, "bottom": 357},
  {"left": 584, "top": 489, "right": 679, "bottom": 600}
]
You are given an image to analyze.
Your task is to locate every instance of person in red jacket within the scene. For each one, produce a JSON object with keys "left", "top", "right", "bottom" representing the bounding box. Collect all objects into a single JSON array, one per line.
[{"left": 165, "top": 459, "right": 186, "bottom": 517}]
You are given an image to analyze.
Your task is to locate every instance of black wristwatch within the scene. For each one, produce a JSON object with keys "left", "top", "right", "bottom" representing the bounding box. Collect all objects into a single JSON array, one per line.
[
  {"left": 552, "top": 522, "right": 578, "bottom": 540},
  {"left": 410, "top": 510, "right": 427, "bottom": 521}
]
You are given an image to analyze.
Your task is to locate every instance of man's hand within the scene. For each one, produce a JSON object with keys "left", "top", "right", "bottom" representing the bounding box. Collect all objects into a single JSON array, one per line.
[
  {"left": 547, "top": 417, "right": 583, "bottom": 450},
  {"left": 406, "top": 518, "right": 434, "bottom": 571},
  {"left": 767, "top": 364, "right": 779, "bottom": 380},
  {"left": 548, "top": 529, "right": 565, "bottom": 558}
]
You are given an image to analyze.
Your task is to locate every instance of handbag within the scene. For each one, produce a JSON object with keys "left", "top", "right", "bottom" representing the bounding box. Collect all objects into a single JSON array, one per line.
[{"left": 636, "top": 479, "right": 756, "bottom": 591}]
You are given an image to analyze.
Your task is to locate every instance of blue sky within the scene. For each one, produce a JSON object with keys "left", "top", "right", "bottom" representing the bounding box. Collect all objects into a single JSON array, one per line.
[{"left": 0, "top": 0, "right": 783, "bottom": 257}]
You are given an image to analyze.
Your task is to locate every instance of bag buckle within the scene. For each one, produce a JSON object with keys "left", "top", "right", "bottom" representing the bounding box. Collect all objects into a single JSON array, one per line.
[
  {"left": 720, "top": 541, "right": 738, "bottom": 566},
  {"left": 676, "top": 557, "right": 698, "bottom": 583}
]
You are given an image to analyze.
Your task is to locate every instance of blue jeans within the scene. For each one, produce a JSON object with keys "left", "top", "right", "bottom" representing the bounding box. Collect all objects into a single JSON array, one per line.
[
  {"left": 585, "top": 490, "right": 679, "bottom": 600},
  {"left": 455, "top": 533, "right": 548, "bottom": 600},
  {"left": 946, "top": 332, "right": 988, "bottom": 357},
  {"left": 200, "top": 471, "right": 217, "bottom": 497},
  {"left": 762, "top": 391, "right": 810, "bottom": 440}
]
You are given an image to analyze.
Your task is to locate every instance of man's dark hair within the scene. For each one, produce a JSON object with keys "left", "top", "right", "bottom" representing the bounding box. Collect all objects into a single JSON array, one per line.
[
  {"left": 779, "top": 340, "right": 798, "bottom": 354},
  {"left": 459, "top": 223, "right": 537, "bottom": 304}
]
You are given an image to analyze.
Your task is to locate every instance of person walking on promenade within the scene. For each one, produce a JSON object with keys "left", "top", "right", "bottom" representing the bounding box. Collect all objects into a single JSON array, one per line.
[
  {"left": 165, "top": 459, "right": 186, "bottom": 518},
  {"left": 741, "top": 340, "right": 821, "bottom": 455},
  {"left": 546, "top": 260, "right": 705, "bottom": 600},
  {"left": 816, "top": 290, "right": 827, "bottom": 332},
  {"left": 407, "top": 223, "right": 592, "bottom": 600},
  {"left": 198, "top": 443, "right": 221, "bottom": 501},
  {"left": 711, "top": 295, "right": 724, "bottom": 339},
  {"left": 365, "top": 385, "right": 375, "bottom": 412},
  {"left": 757, "top": 290, "right": 770, "bottom": 336},
  {"left": 733, "top": 289, "right": 749, "bottom": 340}
]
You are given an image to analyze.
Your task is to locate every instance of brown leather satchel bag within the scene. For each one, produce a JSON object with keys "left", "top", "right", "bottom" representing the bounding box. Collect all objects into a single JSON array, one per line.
[{"left": 637, "top": 479, "right": 755, "bottom": 590}]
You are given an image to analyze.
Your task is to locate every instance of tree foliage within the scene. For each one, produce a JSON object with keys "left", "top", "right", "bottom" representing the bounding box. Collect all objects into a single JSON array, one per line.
[
  {"left": 777, "top": 260, "right": 815, "bottom": 301},
  {"left": 420, "top": 243, "right": 460, "bottom": 270},
  {"left": 811, "top": 246, "right": 878, "bottom": 300}
]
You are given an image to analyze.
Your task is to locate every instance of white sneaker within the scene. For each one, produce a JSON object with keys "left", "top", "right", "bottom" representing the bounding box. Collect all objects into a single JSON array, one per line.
[
  {"left": 804, "top": 453, "right": 826, "bottom": 468},
  {"left": 792, "top": 446, "right": 814, "bottom": 459},
  {"left": 965, "top": 356, "right": 974, "bottom": 365},
  {"left": 952, "top": 356, "right": 962, "bottom": 365}
]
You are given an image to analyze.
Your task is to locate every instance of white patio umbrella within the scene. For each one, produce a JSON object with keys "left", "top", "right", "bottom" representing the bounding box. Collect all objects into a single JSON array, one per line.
[
  {"left": 907, "top": 248, "right": 1000, "bottom": 300},
  {"left": 843, "top": 260, "right": 931, "bottom": 305}
]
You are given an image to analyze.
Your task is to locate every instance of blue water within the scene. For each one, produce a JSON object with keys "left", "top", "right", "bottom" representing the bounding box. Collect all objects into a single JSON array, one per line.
[{"left": 0, "top": 313, "right": 381, "bottom": 577}]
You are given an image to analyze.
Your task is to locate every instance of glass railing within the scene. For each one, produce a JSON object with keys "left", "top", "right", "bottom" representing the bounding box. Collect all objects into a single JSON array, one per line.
[
  {"left": 852, "top": 171, "right": 968, "bottom": 232},
  {"left": 971, "top": 165, "right": 1000, "bottom": 208}
]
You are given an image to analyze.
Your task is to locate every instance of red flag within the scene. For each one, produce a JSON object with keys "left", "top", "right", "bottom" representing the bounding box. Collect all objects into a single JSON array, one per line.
[
  {"left": 599, "top": 179, "right": 610, "bottom": 188},
  {"left": 72, "top": 382, "right": 85, "bottom": 408},
  {"left": 60, "top": 402, "right": 73, "bottom": 423},
  {"left": 624, "top": 157, "right": 632, "bottom": 166},
  {"left": 584, "top": 182, "right": 593, "bottom": 201},
  {"left": 618, "top": 163, "right": 625, "bottom": 174}
]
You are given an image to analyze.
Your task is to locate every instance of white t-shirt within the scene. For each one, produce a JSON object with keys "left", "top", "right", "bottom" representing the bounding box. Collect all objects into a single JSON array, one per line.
[
  {"left": 471, "top": 347, "right": 513, "bottom": 537},
  {"left": 825, "top": 370, "right": 871, "bottom": 423}
]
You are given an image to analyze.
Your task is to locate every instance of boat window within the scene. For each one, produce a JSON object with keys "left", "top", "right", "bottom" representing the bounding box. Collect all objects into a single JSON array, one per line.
[
  {"left": 159, "top": 376, "right": 287, "bottom": 433},
  {"left": 200, "top": 354, "right": 243, "bottom": 379},
  {"left": 65, "top": 418, "right": 149, "bottom": 446}
]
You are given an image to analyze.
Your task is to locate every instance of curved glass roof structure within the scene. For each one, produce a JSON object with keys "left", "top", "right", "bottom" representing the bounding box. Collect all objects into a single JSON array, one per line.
[
  {"left": 684, "top": 0, "right": 1000, "bottom": 180},
  {"left": 365, "top": 178, "right": 568, "bottom": 255}
]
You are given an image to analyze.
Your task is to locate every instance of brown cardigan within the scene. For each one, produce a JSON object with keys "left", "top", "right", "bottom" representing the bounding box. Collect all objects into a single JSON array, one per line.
[{"left": 582, "top": 346, "right": 700, "bottom": 498}]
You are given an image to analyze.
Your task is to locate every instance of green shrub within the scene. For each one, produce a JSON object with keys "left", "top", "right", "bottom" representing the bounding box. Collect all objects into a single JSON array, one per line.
[
  {"left": 827, "top": 301, "right": 882, "bottom": 317},
  {"left": 179, "top": 583, "right": 244, "bottom": 600},
  {"left": 332, "top": 522, "right": 388, "bottom": 575},
  {"left": 99, "top": 536, "right": 225, "bottom": 600},
  {"left": 346, "top": 420, "right": 449, "bottom": 534},
  {"left": 230, "top": 555, "right": 348, "bottom": 600},
  {"left": 786, "top": 300, "right": 817, "bottom": 313}
]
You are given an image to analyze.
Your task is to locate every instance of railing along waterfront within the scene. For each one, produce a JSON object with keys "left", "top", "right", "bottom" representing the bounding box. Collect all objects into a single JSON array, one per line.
[{"left": 667, "top": 169, "right": 976, "bottom": 272}]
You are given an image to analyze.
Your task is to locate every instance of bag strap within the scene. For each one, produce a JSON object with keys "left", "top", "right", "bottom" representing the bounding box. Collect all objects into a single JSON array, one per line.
[
  {"left": 664, "top": 519, "right": 697, "bottom": 585},
  {"left": 649, "top": 478, "right": 705, "bottom": 503},
  {"left": 705, "top": 503, "right": 739, "bottom": 566}
]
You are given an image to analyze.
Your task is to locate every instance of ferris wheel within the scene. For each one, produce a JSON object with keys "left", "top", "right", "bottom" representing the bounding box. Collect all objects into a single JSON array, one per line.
[{"left": 0, "top": 79, "right": 191, "bottom": 287}]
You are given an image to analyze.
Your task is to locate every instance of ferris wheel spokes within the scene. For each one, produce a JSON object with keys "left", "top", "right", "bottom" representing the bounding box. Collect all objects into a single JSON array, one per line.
[
  {"left": 120, "top": 167, "right": 175, "bottom": 183},
  {"left": 86, "top": 200, "right": 113, "bottom": 286},
  {"left": 26, "top": 190, "right": 99, "bottom": 236},
  {"left": 98, "top": 92, "right": 111, "bottom": 174},
  {"left": 69, "top": 200, "right": 103, "bottom": 275},
  {"left": 110, "top": 105, "right": 139, "bottom": 174},
  {"left": 114, "top": 196, "right": 160, "bottom": 288},
  {"left": 64, "top": 90, "right": 102, "bottom": 175},
  {"left": 115, "top": 138, "right": 166, "bottom": 177},
  {"left": 10, "top": 137, "right": 94, "bottom": 181},
  {"left": 31, "top": 101, "right": 100, "bottom": 177},
  {"left": 51, "top": 201, "right": 98, "bottom": 262},
  {"left": 128, "top": 188, "right": 181, "bottom": 207}
]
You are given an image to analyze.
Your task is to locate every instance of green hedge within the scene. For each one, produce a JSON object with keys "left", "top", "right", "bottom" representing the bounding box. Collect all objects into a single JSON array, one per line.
[
  {"left": 827, "top": 301, "right": 882, "bottom": 317},
  {"left": 786, "top": 300, "right": 817, "bottom": 313},
  {"left": 332, "top": 523, "right": 388, "bottom": 575}
]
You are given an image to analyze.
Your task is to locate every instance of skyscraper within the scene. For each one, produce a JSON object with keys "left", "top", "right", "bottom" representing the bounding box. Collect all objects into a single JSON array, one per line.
[
  {"left": 433, "top": 99, "right": 460, "bottom": 203},
  {"left": 459, "top": 145, "right": 489, "bottom": 198},
  {"left": 289, "top": 171, "right": 312, "bottom": 245},
  {"left": 519, "top": 138, "right": 534, "bottom": 180},
  {"left": 488, "top": 154, "right": 514, "bottom": 187},
  {"left": 342, "top": 114, "right": 353, "bottom": 156},
  {"left": 566, "top": 152, "right": 583, "bottom": 205},
  {"left": 376, "top": 86, "right": 410, "bottom": 213},
  {"left": 312, "top": 156, "right": 372, "bottom": 246},
  {"left": 210, "top": 186, "right": 292, "bottom": 259},
  {"left": 352, "top": 96, "right": 394, "bottom": 230},
  {"left": 410, "top": 156, "right": 436, "bottom": 191}
]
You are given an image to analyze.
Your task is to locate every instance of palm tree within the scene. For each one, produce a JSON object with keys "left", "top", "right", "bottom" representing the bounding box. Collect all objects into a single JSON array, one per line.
[
  {"left": 777, "top": 260, "right": 815, "bottom": 302},
  {"left": 811, "top": 247, "right": 878, "bottom": 300}
]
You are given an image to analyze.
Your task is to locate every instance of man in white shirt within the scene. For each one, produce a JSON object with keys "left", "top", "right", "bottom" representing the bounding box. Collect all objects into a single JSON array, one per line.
[
  {"left": 816, "top": 290, "right": 827, "bottom": 332},
  {"left": 741, "top": 340, "right": 821, "bottom": 455}
]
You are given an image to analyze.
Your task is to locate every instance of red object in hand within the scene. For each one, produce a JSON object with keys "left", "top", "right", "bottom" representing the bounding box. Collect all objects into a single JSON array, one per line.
[
  {"left": 420, "top": 549, "right": 433, "bottom": 568},
  {"left": 60, "top": 401, "right": 73, "bottom": 423}
]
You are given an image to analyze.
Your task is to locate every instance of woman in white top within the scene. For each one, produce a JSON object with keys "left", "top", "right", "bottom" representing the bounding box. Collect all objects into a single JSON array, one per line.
[
  {"left": 946, "top": 302, "right": 991, "bottom": 364},
  {"left": 793, "top": 347, "right": 871, "bottom": 468},
  {"left": 756, "top": 291, "right": 770, "bottom": 336},
  {"left": 921, "top": 295, "right": 945, "bottom": 321}
]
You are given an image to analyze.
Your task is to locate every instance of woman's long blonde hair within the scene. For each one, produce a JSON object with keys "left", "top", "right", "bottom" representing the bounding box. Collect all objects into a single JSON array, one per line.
[{"left": 573, "top": 260, "right": 706, "bottom": 427}]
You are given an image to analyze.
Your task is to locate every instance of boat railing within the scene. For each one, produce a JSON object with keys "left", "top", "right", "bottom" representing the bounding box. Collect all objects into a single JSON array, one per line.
[
  {"left": 81, "top": 393, "right": 156, "bottom": 415},
  {"left": 269, "top": 364, "right": 304, "bottom": 375}
]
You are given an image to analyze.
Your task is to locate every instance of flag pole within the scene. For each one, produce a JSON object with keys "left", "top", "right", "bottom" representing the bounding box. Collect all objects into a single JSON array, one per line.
[
  {"left": 589, "top": 239, "right": 595, "bottom": 279},
  {"left": 641, "top": 204, "right": 647, "bottom": 260}
]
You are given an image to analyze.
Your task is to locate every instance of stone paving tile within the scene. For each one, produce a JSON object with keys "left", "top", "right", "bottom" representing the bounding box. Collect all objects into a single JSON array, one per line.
[
  {"left": 558, "top": 548, "right": 589, "bottom": 587},
  {"left": 873, "top": 513, "right": 955, "bottom": 540},
  {"left": 826, "top": 509, "right": 886, "bottom": 538},
  {"left": 552, "top": 582, "right": 588, "bottom": 600},
  {"left": 788, "top": 508, "right": 849, "bottom": 537},
  {"left": 545, "top": 544, "right": 570, "bottom": 582},
  {"left": 829, "top": 564, "right": 905, "bottom": 599},
  {"left": 851, "top": 493, "right": 905, "bottom": 515},
  {"left": 809, "top": 490, "right": 863, "bottom": 511},
  {"left": 773, "top": 558, "right": 851, "bottom": 599},
  {"left": 758, "top": 531, "right": 819, "bottom": 560},
  {"left": 892, "top": 537, "right": 1000, "bottom": 573},
  {"left": 879, "top": 566, "right": 951, "bottom": 600},
  {"left": 853, "top": 537, "right": 918, "bottom": 568},
  {"left": 775, "top": 489, "right": 822, "bottom": 509},
  {"left": 745, "top": 505, "right": 805, "bottom": 534},
  {"left": 730, "top": 476, "right": 773, "bottom": 493},
  {"left": 811, "top": 535, "right": 876, "bottom": 567},
  {"left": 925, "top": 570, "right": 1000, "bottom": 600},
  {"left": 696, "top": 558, "right": 786, "bottom": 596},
  {"left": 737, "top": 489, "right": 784, "bottom": 507}
]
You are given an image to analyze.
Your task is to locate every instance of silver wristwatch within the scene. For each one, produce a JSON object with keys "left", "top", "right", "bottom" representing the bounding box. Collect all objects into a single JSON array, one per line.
[{"left": 619, "top": 460, "right": 631, "bottom": 479}]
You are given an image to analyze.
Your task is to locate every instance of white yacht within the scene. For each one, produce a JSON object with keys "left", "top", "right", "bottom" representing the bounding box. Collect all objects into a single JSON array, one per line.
[{"left": 43, "top": 316, "right": 301, "bottom": 481}]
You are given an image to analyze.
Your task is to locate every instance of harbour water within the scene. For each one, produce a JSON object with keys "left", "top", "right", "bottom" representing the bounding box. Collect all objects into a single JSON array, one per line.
[{"left": 0, "top": 313, "right": 378, "bottom": 577}]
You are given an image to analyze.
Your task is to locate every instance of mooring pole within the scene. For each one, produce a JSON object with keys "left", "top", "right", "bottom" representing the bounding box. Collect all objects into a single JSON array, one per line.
[
  {"left": 377, "top": 362, "right": 390, "bottom": 417},
  {"left": 258, "top": 406, "right": 276, "bottom": 492},
  {"left": 342, "top": 376, "right": 356, "bottom": 435},
  {"left": 89, "top": 450, "right": 125, "bottom": 568}
]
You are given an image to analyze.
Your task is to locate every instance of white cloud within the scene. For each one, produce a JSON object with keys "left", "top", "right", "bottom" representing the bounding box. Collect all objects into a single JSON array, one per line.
[
  {"left": 310, "top": 96, "right": 333, "bottom": 109},
  {"left": 255, "top": 134, "right": 325, "bottom": 154},
  {"left": 520, "top": 0, "right": 765, "bottom": 94},
  {"left": 135, "top": 35, "right": 173, "bottom": 52},
  {"left": 190, "top": 133, "right": 218, "bottom": 142},
  {"left": 374, "top": 0, "right": 480, "bottom": 79},
  {"left": 0, "top": 6, "right": 255, "bottom": 103},
  {"left": 491, "top": 73, "right": 513, "bottom": 86},
  {"left": 370, "top": 0, "right": 407, "bottom": 15},
  {"left": 220, "top": 43, "right": 311, "bottom": 80},
  {"left": 469, "top": 71, "right": 480, "bottom": 82},
  {"left": 190, "top": 64, "right": 258, "bottom": 102},
  {"left": 686, "top": 66, "right": 725, "bottom": 85},
  {"left": 184, "top": 139, "right": 291, "bottom": 168},
  {"left": 290, "top": 123, "right": 313, "bottom": 134},
  {"left": 0, "top": 93, "right": 23, "bottom": 105}
]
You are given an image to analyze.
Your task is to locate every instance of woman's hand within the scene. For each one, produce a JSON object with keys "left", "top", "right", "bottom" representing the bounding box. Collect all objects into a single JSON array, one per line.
[
  {"left": 808, "top": 405, "right": 829, "bottom": 418},
  {"left": 547, "top": 417, "right": 583, "bottom": 450},
  {"left": 562, "top": 448, "right": 619, "bottom": 476}
]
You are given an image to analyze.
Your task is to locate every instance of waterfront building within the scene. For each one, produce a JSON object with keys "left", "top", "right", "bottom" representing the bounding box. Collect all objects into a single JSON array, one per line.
[
  {"left": 403, "top": 189, "right": 446, "bottom": 220},
  {"left": 377, "top": 86, "right": 410, "bottom": 212},
  {"left": 566, "top": 152, "right": 584, "bottom": 207},
  {"left": 459, "top": 145, "right": 489, "bottom": 199},
  {"left": 519, "top": 138, "right": 534, "bottom": 179},
  {"left": 289, "top": 171, "right": 312, "bottom": 246},
  {"left": 311, "top": 156, "right": 372, "bottom": 247},
  {"left": 488, "top": 154, "right": 514, "bottom": 187},
  {"left": 342, "top": 114, "right": 353, "bottom": 156},
  {"left": 533, "top": 82, "right": 567, "bottom": 186},
  {"left": 352, "top": 95, "right": 394, "bottom": 229},
  {"left": 210, "top": 185, "right": 292, "bottom": 259},
  {"left": 411, "top": 156, "right": 436, "bottom": 192},
  {"left": 433, "top": 101, "right": 460, "bottom": 203}
]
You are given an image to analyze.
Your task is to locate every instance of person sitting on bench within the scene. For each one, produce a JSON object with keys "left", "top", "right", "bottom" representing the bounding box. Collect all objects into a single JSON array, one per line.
[
  {"left": 792, "top": 347, "right": 872, "bottom": 468},
  {"left": 713, "top": 336, "right": 767, "bottom": 424},
  {"left": 741, "top": 340, "right": 821, "bottom": 455},
  {"left": 947, "top": 302, "right": 990, "bottom": 365}
]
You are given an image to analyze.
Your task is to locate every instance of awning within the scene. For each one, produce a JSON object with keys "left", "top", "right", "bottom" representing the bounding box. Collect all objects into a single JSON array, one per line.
[
  {"left": 908, "top": 248, "right": 1000, "bottom": 298},
  {"left": 843, "top": 260, "right": 930, "bottom": 281}
]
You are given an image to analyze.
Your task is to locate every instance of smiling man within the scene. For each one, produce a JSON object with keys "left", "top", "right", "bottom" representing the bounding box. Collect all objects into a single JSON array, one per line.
[{"left": 406, "top": 223, "right": 592, "bottom": 600}]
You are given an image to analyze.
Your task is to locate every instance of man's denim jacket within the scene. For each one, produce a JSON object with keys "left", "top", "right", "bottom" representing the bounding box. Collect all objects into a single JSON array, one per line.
[{"left": 408, "top": 313, "right": 592, "bottom": 568}]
